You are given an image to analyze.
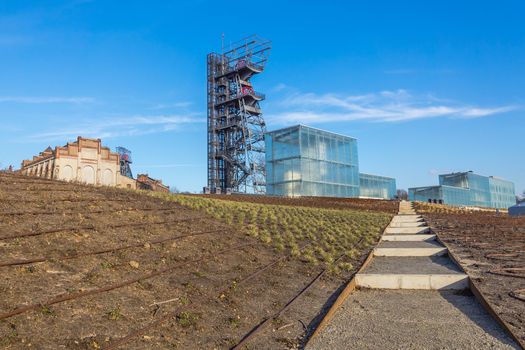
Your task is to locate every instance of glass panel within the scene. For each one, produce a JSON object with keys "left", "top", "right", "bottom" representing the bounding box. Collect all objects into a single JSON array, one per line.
[{"left": 266, "top": 125, "right": 359, "bottom": 198}]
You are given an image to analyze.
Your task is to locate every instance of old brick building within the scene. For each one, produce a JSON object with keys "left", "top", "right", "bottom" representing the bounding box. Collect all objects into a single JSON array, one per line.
[
  {"left": 137, "top": 174, "right": 170, "bottom": 193},
  {"left": 20, "top": 137, "right": 136, "bottom": 188}
]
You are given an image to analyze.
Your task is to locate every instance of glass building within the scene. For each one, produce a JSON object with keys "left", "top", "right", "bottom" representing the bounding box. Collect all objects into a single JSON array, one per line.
[
  {"left": 265, "top": 125, "right": 396, "bottom": 199},
  {"left": 359, "top": 173, "right": 397, "bottom": 200},
  {"left": 265, "top": 125, "right": 359, "bottom": 197},
  {"left": 409, "top": 171, "right": 515, "bottom": 209}
]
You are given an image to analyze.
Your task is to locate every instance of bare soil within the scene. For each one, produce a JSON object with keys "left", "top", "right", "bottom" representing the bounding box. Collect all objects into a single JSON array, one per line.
[
  {"left": 0, "top": 173, "right": 389, "bottom": 349},
  {"left": 416, "top": 203, "right": 525, "bottom": 346}
]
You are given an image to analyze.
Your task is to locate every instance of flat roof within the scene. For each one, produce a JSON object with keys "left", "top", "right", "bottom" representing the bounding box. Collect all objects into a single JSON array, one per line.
[
  {"left": 408, "top": 185, "right": 470, "bottom": 191},
  {"left": 439, "top": 171, "right": 512, "bottom": 183},
  {"left": 359, "top": 172, "right": 396, "bottom": 181},
  {"left": 266, "top": 124, "right": 357, "bottom": 141}
]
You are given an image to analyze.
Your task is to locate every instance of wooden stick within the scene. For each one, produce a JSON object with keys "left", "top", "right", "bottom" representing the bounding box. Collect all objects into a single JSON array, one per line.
[{"left": 148, "top": 298, "right": 179, "bottom": 307}]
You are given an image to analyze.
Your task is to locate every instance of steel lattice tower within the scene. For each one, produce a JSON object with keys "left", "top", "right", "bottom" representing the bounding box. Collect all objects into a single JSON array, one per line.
[{"left": 207, "top": 35, "right": 271, "bottom": 193}]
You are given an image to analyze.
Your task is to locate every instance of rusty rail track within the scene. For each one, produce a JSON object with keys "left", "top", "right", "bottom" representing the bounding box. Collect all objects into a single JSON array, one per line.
[
  {"left": 0, "top": 229, "right": 223, "bottom": 267},
  {"left": 230, "top": 251, "right": 351, "bottom": 350},
  {"left": 0, "top": 215, "right": 208, "bottom": 240},
  {"left": 488, "top": 267, "right": 525, "bottom": 279},
  {"left": 0, "top": 206, "right": 186, "bottom": 217},
  {"left": 509, "top": 289, "right": 525, "bottom": 302},
  {"left": 0, "top": 242, "right": 256, "bottom": 321},
  {"left": 102, "top": 247, "right": 301, "bottom": 349},
  {"left": 232, "top": 269, "right": 327, "bottom": 350},
  {"left": 0, "top": 198, "right": 132, "bottom": 203}
]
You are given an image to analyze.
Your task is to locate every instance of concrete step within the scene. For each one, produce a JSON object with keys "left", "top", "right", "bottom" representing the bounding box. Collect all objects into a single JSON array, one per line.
[
  {"left": 355, "top": 273, "right": 468, "bottom": 290},
  {"left": 357, "top": 256, "right": 468, "bottom": 290},
  {"left": 384, "top": 226, "right": 430, "bottom": 234},
  {"left": 391, "top": 216, "right": 424, "bottom": 222},
  {"left": 392, "top": 213, "right": 421, "bottom": 218},
  {"left": 374, "top": 241, "right": 447, "bottom": 257},
  {"left": 388, "top": 221, "right": 428, "bottom": 228},
  {"left": 382, "top": 234, "right": 436, "bottom": 241}
]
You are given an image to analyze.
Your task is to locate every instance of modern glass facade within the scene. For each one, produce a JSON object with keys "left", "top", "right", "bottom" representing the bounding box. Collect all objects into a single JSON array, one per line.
[
  {"left": 409, "top": 185, "right": 471, "bottom": 206},
  {"left": 359, "top": 173, "right": 396, "bottom": 199},
  {"left": 439, "top": 172, "right": 491, "bottom": 207},
  {"left": 409, "top": 171, "right": 516, "bottom": 209},
  {"left": 265, "top": 125, "right": 359, "bottom": 197},
  {"left": 489, "top": 177, "right": 516, "bottom": 209}
]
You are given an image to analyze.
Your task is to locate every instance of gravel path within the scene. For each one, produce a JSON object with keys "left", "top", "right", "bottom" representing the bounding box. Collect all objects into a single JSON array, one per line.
[{"left": 307, "top": 289, "right": 519, "bottom": 350}]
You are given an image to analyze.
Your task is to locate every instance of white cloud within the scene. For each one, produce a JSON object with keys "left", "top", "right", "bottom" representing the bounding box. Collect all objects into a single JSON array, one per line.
[
  {"left": 149, "top": 101, "right": 193, "bottom": 110},
  {"left": 461, "top": 106, "right": 516, "bottom": 118},
  {"left": 272, "top": 83, "right": 289, "bottom": 92},
  {"left": 268, "top": 89, "right": 518, "bottom": 124},
  {"left": 0, "top": 96, "right": 95, "bottom": 104},
  {"left": 29, "top": 115, "right": 204, "bottom": 141}
]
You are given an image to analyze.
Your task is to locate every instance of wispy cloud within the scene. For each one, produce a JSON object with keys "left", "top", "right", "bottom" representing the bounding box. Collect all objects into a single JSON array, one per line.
[
  {"left": 268, "top": 89, "right": 518, "bottom": 124},
  {"left": 28, "top": 115, "right": 204, "bottom": 141},
  {"left": 0, "top": 96, "right": 95, "bottom": 104},
  {"left": 272, "top": 83, "right": 289, "bottom": 92},
  {"left": 149, "top": 101, "right": 193, "bottom": 110}
]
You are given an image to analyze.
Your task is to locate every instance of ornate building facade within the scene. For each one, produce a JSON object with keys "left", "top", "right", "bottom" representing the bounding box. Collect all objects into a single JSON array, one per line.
[{"left": 20, "top": 137, "right": 135, "bottom": 188}]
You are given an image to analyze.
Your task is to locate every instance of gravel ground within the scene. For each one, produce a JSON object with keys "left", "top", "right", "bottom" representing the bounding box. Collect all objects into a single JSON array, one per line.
[{"left": 307, "top": 289, "right": 519, "bottom": 350}]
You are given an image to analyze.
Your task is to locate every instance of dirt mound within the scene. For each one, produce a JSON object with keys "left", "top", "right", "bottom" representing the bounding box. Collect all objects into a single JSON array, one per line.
[{"left": 0, "top": 173, "right": 390, "bottom": 349}]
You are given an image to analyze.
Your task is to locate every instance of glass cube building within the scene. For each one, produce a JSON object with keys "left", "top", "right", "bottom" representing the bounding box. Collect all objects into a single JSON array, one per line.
[
  {"left": 359, "top": 173, "right": 397, "bottom": 200},
  {"left": 409, "top": 171, "right": 515, "bottom": 209},
  {"left": 265, "top": 125, "right": 396, "bottom": 199}
]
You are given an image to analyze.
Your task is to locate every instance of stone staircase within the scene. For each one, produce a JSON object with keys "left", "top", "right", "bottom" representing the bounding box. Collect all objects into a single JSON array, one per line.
[
  {"left": 307, "top": 201, "right": 519, "bottom": 349},
  {"left": 356, "top": 201, "right": 469, "bottom": 290}
]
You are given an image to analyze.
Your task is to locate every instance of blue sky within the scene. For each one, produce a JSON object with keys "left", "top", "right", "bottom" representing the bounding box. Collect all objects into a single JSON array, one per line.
[{"left": 0, "top": 0, "right": 524, "bottom": 194}]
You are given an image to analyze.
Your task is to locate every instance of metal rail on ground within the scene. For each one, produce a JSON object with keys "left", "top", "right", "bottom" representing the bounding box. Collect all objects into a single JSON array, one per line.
[
  {"left": 0, "top": 229, "right": 223, "bottom": 267},
  {"left": 0, "top": 242, "right": 256, "bottom": 321}
]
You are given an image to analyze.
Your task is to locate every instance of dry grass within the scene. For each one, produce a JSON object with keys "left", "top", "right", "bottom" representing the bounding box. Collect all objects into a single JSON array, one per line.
[
  {"left": 148, "top": 193, "right": 392, "bottom": 272},
  {"left": 414, "top": 201, "right": 506, "bottom": 214}
]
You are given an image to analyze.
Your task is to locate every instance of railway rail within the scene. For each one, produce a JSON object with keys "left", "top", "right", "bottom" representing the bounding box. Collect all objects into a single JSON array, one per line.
[
  {"left": 0, "top": 229, "right": 223, "bottom": 267},
  {"left": 0, "top": 242, "right": 256, "bottom": 321},
  {"left": 0, "top": 173, "right": 387, "bottom": 348},
  {"left": 0, "top": 215, "right": 208, "bottom": 240},
  {"left": 0, "top": 206, "right": 188, "bottom": 217}
]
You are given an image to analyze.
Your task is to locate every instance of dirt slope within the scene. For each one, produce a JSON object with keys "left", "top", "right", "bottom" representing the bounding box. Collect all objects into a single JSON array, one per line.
[{"left": 0, "top": 173, "right": 391, "bottom": 349}]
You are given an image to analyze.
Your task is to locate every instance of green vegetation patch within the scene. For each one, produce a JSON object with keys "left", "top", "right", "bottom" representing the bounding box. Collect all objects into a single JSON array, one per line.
[
  {"left": 148, "top": 193, "right": 392, "bottom": 270},
  {"left": 176, "top": 311, "right": 199, "bottom": 328}
]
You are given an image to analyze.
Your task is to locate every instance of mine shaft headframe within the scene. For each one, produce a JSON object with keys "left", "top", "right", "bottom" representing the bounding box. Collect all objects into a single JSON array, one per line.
[
  {"left": 222, "top": 34, "right": 271, "bottom": 69},
  {"left": 206, "top": 34, "right": 271, "bottom": 194}
]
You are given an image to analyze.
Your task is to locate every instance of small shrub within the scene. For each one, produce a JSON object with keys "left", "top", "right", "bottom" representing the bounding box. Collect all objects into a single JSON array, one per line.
[
  {"left": 228, "top": 316, "right": 241, "bottom": 328},
  {"left": 107, "top": 307, "right": 121, "bottom": 320},
  {"left": 100, "top": 261, "right": 113, "bottom": 269},
  {"left": 176, "top": 311, "right": 198, "bottom": 328},
  {"left": 40, "top": 305, "right": 55, "bottom": 316}
]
